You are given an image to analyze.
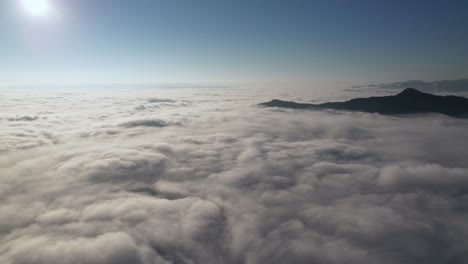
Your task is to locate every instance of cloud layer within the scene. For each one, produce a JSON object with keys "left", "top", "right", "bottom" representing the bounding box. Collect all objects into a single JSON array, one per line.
[{"left": 1, "top": 88, "right": 468, "bottom": 264}]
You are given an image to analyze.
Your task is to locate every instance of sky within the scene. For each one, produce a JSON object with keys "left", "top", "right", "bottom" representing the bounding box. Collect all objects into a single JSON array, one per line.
[{"left": 0, "top": 0, "right": 467, "bottom": 87}]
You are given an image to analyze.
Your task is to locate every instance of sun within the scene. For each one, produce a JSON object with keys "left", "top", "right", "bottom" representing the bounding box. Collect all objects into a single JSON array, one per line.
[{"left": 20, "top": 0, "right": 52, "bottom": 17}]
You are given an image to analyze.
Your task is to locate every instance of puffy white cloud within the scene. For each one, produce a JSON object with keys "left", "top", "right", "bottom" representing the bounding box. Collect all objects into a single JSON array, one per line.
[
  {"left": 9, "top": 232, "right": 142, "bottom": 264},
  {"left": 1, "top": 88, "right": 468, "bottom": 263},
  {"left": 378, "top": 164, "right": 468, "bottom": 193}
]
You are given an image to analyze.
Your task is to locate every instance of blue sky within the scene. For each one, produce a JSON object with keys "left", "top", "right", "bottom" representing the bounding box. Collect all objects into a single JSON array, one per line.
[{"left": 0, "top": 0, "right": 467, "bottom": 87}]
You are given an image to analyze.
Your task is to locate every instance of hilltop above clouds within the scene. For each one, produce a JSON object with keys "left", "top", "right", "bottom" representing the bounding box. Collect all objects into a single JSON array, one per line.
[{"left": 261, "top": 88, "right": 468, "bottom": 117}]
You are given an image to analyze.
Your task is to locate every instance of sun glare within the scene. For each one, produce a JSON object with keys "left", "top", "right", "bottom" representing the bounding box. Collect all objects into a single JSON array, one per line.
[{"left": 20, "top": 0, "right": 52, "bottom": 17}]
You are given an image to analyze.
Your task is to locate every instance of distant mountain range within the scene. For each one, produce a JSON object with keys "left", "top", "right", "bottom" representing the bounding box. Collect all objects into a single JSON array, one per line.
[
  {"left": 260, "top": 88, "right": 468, "bottom": 117},
  {"left": 352, "top": 79, "right": 468, "bottom": 92}
]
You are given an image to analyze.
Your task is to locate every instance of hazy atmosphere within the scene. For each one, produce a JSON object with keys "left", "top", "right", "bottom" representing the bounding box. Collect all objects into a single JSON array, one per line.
[{"left": 1, "top": 1, "right": 468, "bottom": 264}]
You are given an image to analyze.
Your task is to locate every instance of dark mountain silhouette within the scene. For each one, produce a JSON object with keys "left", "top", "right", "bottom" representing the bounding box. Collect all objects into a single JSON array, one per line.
[{"left": 260, "top": 88, "right": 468, "bottom": 117}]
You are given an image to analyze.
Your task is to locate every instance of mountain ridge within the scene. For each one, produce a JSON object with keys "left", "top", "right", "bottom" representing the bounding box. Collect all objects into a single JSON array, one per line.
[{"left": 260, "top": 88, "right": 468, "bottom": 117}]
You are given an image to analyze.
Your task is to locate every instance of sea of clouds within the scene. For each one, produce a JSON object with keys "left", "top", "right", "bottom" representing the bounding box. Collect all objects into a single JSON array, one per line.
[{"left": 1, "top": 87, "right": 468, "bottom": 264}]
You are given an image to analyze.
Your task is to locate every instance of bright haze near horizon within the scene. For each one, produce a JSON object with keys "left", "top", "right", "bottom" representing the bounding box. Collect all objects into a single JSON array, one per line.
[{"left": 1, "top": 1, "right": 468, "bottom": 264}]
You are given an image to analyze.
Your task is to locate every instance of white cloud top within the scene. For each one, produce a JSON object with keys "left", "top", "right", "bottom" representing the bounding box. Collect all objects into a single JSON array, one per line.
[{"left": 1, "top": 88, "right": 468, "bottom": 263}]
